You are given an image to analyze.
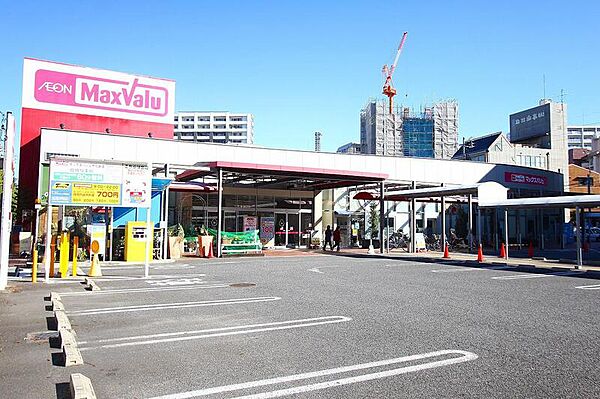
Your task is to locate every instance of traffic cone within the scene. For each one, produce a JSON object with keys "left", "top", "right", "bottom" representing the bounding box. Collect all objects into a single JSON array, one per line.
[
  {"left": 499, "top": 243, "right": 506, "bottom": 258},
  {"left": 443, "top": 242, "right": 450, "bottom": 258},
  {"left": 477, "top": 244, "right": 484, "bottom": 263},
  {"left": 528, "top": 242, "right": 534, "bottom": 258},
  {"left": 88, "top": 253, "right": 102, "bottom": 277},
  {"left": 207, "top": 243, "right": 214, "bottom": 258}
]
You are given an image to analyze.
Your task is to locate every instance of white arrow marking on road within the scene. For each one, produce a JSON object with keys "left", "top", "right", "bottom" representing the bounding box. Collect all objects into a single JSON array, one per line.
[
  {"left": 78, "top": 316, "right": 351, "bottom": 350},
  {"left": 308, "top": 268, "right": 324, "bottom": 274},
  {"left": 147, "top": 349, "right": 477, "bottom": 399},
  {"left": 67, "top": 296, "right": 280, "bottom": 316}
]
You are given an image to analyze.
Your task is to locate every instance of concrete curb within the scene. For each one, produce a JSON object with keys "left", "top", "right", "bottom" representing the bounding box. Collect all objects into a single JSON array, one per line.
[
  {"left": 52, "top": 299, "right": 65, "bottom": 311},
  {"left": 60, "top": 329, "right": 83, "bottom": 366},
  {"left": 70, "top": 373, "right": 97, "bottom": 399},
  {"left": 54, "top": 310, "right": 72, "bottom": 331},
  {"left": 50, "top": 292, "right": 61, "bottom": 302},
  {"left": 84, "top": 278, "right": 101, "bottom": 291}
]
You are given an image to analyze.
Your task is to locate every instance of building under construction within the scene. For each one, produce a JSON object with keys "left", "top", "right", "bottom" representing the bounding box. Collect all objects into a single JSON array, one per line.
[{"left": 360, "top": 99, "right": 459, "bottom": 159}]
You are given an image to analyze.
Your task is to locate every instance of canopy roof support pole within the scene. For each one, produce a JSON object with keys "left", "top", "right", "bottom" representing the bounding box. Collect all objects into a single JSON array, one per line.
[
  {"left": 162, "top": 163, "right": 170, "bottom": 260},
  {"left": 217, "top": 168, "right": 223, "bottom": 258},
  {"left": 477, "top": 206, "right": 482, "bottom": 248},
  {"left": 575, "top": 206, "right": 582, "bottom": 269},
  {"left": 441, "top": 195, "right": 446, "bottom": 252},
  {"left": 504, "top": 208, "right": 509, "bottom": 260},
  {"left": 44, "top": 205, "right": 52, "bottom": 282},
  {"left": 468, "top": 194, "right": 473, "bottom": 253},
  {"left": 410, "top": 181, "right": 416, "bottom": 253},
  {"left": 379, "top": 181, "right": 385, "bottom": 254}
]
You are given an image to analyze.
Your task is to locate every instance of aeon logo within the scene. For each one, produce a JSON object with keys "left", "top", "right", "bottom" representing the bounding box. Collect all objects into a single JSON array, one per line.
[
  {"left": 34, "top": 69, "right": 169, "bottom": 117},
  {"left": 37, "top": 81, "right": 73, "bottom": 94}
]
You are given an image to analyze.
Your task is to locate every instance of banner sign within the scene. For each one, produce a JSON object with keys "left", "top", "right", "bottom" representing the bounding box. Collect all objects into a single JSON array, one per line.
[
  {"left": 243, "top": 216, "right": 257, "bottom": 232},
  {"left": 0, "top": 113, "right": 16, "bottom": 290},
  {"left": 49, "top": 158, "right": 151, "bottom": 207},
  {"left": 22, "top": 58, "right": 175, "bottom": 124},
  {"left": 504, "top": 171, "right": 547, "bottom": 186},
  {"left": 260, "top": 217, "right": 275, "bottom": 245}
]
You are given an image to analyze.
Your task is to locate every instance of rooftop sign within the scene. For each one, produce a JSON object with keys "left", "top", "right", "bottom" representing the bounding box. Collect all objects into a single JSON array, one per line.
[{"left": 22, "top": 58, "right": 175, "bottom": 124}]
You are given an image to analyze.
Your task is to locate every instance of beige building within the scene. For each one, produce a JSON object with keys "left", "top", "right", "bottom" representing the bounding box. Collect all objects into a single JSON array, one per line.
[{"left": 454, "top": 100, "right": 569, "bottom": 190}]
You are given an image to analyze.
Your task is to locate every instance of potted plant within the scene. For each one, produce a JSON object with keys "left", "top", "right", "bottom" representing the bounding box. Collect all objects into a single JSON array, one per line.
[
  {"left": 197, "top": 224, "right": 214, "bottom": 257},
  {"left": 167, "top": 224, "right": 185, "bottom": 259}
]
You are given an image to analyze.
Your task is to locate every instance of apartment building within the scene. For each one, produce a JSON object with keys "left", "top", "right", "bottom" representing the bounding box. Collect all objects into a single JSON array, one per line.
[
  {"left": 174, "top": 112, "right": 254, "bottom": 144},
  {"left": 567, "top": 125, "right": 600, "bottom": 150}
]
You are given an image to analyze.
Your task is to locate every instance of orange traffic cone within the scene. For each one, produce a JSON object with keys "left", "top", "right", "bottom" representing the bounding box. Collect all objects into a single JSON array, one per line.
[
  {"left": 443, "top": 242, "right": 450, "bottom": 258},
  {"left": 528, "top": 242, "right": 534, "bottom": 258},
  {"left": 499, "top": 243, "right": 506, "bottom": 258},
  {"left": 477, "top": 244, "right": 484, "bottom": 263},
  {"left": 207, "top": 243, "right": 214, "bottom": 258}
]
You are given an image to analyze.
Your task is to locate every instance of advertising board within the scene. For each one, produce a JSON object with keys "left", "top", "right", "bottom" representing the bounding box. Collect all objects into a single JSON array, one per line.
[
  {"left": 260, "top": 217, "right": 275, "bottom": 245},
  {"left": 48, "top": 158, "right": 151, "bottom": 207},
  {"left": 509, "top": 103, "right": 551, "bottom": 142},
  {"left": 22, "top": 58, "right": 175, "bottom": 124}
]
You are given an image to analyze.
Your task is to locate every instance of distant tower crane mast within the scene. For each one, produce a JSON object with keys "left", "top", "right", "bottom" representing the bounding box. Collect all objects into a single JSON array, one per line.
[{"left": 382, "top": 32, "right": 408, "bottom": 115}]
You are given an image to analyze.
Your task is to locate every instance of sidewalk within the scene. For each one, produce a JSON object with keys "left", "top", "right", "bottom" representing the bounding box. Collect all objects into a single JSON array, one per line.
[{"left": 330, "top": 248, "right": 600, "bottom": 273}]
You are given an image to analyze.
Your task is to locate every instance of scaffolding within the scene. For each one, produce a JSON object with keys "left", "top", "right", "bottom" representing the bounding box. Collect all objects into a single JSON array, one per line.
[
  {"left": 360, "top": 99, "right": 403, "bottom": 157},
  {"left": 433, "top": 100, "right": 459, "bottom": 159}
]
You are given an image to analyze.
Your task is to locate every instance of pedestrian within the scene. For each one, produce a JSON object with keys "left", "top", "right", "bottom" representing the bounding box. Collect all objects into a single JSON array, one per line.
[
  {"left": 323, "top": 225, "right": 333, "bottom": 250},
  {"left": 333, "top": 226, "right": 341, "bottom": 252}
]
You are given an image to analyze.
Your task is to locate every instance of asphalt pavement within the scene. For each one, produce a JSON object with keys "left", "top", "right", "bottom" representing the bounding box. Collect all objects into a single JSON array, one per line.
[{"left": 1, "top": 253, "right": 599, "bottom": 398}]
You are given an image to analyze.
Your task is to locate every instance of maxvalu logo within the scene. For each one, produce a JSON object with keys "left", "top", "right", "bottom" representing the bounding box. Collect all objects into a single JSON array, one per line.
[{"left": 34, "top": 69, "right": 169, "bottom": 117}]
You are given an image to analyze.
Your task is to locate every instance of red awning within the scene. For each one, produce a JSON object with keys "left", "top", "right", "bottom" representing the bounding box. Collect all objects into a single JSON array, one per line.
[
  {"left": 169, "top": 181, "right": 217, "bottom": 192},
  {"left": 353, "top": 192, "right": 379, "bottom": 200}
]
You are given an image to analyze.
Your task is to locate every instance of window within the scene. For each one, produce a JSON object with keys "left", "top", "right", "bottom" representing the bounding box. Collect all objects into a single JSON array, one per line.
[
  {"left": 182, "top": 116, "right": 195, "bottom": 122},
  {"left": 230, "top": 124, "right": 247, "bottom": 129},
  {"left": 525, "top": 155, "right": 532, "bottom": 166},
  {"left": 173, "top": 124, "right": 178, "bottom": 129},
  {"left": 182, "top": 124, "right": 194, "bottom": 129},
  {"left": 174, "top": 116, "right": 179, "bottom": 121},
  {"left": 230, "top": 116, "right": 247, "bottom": 122},
  {"left": 198, "top": 116, "right": 210, "bottom": 122},
  {"left": 198, "top": 124, "right": 210, "bottom": 129},
  {"left": 214, "top": 124, "right": 226, "bottom": 129},
  {"left": 214, "top": 116, "right": 226, "bottom": 122}
]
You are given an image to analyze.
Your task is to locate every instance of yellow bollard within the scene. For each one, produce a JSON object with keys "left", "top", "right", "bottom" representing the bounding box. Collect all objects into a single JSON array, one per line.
[
  {"left": 50, "top": 237, "right": 56, "bottom": 278},
  {"left": 32, "top": 249, "right": 38, "bottom": 283},
  {"left": 72, "top": 236, "right": 79, "bottom": 277},
  {"left": 60, "top": 231, "right": 70, "bottom": 278}
]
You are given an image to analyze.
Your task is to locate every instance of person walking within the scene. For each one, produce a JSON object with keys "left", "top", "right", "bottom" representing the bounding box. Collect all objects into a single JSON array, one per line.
[
  {"left": 333, "top": 226, "right": 341, "bottom": 252},
  {"left": 323, "top": 225, "right": 333, "bottom": 251}
]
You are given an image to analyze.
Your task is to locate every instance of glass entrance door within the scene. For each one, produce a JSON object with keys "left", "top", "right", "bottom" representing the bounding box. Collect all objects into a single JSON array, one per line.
[
  {"left": 287, "top": 214, "right": 299, "bottom": 247},
  {"left": 275, "top": 213, "right": 287, "bottom": 246}
]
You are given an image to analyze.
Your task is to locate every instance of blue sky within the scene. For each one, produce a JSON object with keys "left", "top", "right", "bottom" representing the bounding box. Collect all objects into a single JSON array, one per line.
[{"left": 1, "top": 0, "right": 598, "bottom": 152}]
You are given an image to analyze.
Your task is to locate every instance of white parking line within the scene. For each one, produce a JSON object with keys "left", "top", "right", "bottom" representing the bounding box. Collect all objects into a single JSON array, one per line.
[
  {"left": 80, "top": 274, "right": 206, "bottom": 282},
  {"left": 575, "top": 283, "right": 600, "bottom": 290},
  {"left": 58, "top": 284, "right": 230, "bottom": 296},
  {"left": 431, "top": 265, "right": 512, "bottom": 273},
  {"left": 67, "top": 296, "right": 281, "bottom": 316},
  {"left": 78, "top": 316, "right": 351, "bottom": 350},
  {"left": 147, "top": 349, "right": 477, "bottom": 399},
  {"left": 491, "top": 271, "right": 583, "bottom": 280}
]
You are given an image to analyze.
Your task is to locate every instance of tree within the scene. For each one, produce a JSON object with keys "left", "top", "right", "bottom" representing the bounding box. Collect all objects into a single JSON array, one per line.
[{"left": 367, "top": 202, "right": 380, "bottom": 240}]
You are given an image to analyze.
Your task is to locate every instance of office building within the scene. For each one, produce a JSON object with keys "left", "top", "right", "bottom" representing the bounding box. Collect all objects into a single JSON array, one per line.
[
  {"left": 567, "top": 125, "right": 600, "bottom": 150},
  {"left": 174, "top": 112, "right": 254, "bottom": 144},
  {"left": 360, "top": 100, "right": 458, "bottom": 159}
]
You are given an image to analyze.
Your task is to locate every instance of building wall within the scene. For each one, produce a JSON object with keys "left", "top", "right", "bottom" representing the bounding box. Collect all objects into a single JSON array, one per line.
[
  {"left": 433, "top": 101, "right": 459, "bottom": 159},
  {"left": 568, "top": 164, "right": 600, "bottom": 194},
  {"left": 174, "top": 111, "right": 254, "bottom": 144},
  {"left": 360, "top": 100, "right": 403, "bottom": 156},
  {"left": 567, "top": 126, "right": 600, "bottom": 150}
]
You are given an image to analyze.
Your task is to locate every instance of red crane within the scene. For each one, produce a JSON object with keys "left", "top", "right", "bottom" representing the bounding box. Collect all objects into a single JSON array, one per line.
[{"left": 382, "top": 32, "right": 408, "bottom": 115}]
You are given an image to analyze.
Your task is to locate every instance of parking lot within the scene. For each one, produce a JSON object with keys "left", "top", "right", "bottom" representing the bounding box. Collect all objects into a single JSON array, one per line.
[{"left": 4, "top": 254, "right": 600, "bottom": 398}]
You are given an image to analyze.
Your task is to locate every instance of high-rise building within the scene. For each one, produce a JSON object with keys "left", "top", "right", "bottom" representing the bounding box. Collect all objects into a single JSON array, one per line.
[
  {"left": 567, "top": 125, "right": 600, "bottom": 150},
  {"left": 174, "top": 112, "right": 254, "bottom": 144},
  {"left": 359, "top": 100, "right": 458, "bottom": 159}
]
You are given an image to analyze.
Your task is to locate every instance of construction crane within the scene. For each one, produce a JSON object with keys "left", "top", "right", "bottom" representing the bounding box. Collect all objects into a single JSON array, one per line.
[{"left": 382, "top": 32, "right": 408, "bottom": 115}]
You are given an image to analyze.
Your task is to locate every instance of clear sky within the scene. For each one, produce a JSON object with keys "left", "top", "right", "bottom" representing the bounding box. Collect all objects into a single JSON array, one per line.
[{"left": 1, "top": 0, "right": 598, "bottom": 152}]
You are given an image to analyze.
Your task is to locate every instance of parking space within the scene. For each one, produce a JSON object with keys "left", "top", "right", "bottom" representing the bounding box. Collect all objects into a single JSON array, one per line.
[{"left": 40, "top": 255, "right": 600, "bottom": 398}]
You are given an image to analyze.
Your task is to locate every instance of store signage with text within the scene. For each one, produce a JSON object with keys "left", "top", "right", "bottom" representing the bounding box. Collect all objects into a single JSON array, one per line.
[{"left": 504, "top": 171, "right": 547, "bottom": 186}]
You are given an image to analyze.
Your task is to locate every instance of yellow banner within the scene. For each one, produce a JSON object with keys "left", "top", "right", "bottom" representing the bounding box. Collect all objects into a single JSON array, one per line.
[{"left": 72, "top": 183, "right": 121, "bottom": 205}]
